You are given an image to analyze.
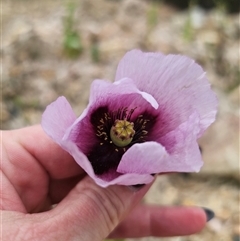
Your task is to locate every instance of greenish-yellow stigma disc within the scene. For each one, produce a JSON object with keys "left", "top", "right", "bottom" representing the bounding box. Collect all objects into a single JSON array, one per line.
[{"left": 110, "top": 119, "right": 135, "bottom": 147}]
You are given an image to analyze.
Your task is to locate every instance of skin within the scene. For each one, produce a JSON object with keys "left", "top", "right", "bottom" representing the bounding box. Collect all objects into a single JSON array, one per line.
[{"left": 1, "top": 125, "right": 207, "bottom": 241}]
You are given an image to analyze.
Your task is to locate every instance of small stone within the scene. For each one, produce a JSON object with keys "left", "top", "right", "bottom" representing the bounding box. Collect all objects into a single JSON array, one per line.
[
  {"left": 190, "top": 6, "right": 206, "bottom": 29},
  {"left": 218, "top": 208, "right": 232, "bottom": 220},
  {"left": 207, "top": 218, "right": 224, "bottom": 233},
  {"left": 0, "top": 102, "right": 10, "bottom": 122},
  {"left": 40, "top": 69, "right": 56, "bottom": 81},
  {"left": 198, "top": 29, "right": 221, "bottom": 45},
  {"left": 233, "top": 225, "right": 240, "bottom": 235},
  {"left": 232, "top": 235, "right": 240, "bottom": 241},
  {"left": 121, "top": 0, "right": 146, "bottom": 16}
]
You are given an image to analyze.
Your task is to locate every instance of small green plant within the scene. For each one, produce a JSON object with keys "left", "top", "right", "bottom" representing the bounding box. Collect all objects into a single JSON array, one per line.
[
  {"left": 226, "top": 67, "right": 240, "bottom": 93},
  {"left": 63, "top": 1, "right": 83, "bottom": 58},
  {"left": 147, "top": 1, "right": 159, "bottom": 30},
  {"left": 183, "top": 0, "right": 198, "bottom": 42},
  {"left": 214, "top": 0, "right": 228, "bottom": 29},
  {"left": 90, "top": 34, "right": 100, "bottom": 63},
  {"left": 12, "top": 96, "right": 39, "bottom": 109},
  {"left": 183, "top": 15, "right": 193, "bottom": 42},
  {"left": 214, "top": 0, "right": 228, "bottom": 13}
]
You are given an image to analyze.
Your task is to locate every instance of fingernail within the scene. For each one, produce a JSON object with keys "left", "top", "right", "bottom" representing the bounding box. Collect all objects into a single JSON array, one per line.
[
  {"left": 202, "top": 207, "right": 215, "bottom": 222},
  {"left": 128, "top": 184, "right": 145, "bottom": 191}
]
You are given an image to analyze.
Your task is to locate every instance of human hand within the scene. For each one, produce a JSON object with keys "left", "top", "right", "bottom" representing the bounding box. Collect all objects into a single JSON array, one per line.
[{"left": 1, "top": 125, "right": 211, "bottom": 241}]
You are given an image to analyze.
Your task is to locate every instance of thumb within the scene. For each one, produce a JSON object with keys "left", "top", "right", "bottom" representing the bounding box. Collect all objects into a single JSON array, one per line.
[{"left": 43, "top": 176, "right": 154, "bottom": 241}]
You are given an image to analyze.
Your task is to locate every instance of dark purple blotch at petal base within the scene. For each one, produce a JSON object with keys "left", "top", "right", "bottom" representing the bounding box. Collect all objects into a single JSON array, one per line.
[{"left": 86, "top": 105, "right": 158, "bottom": 175}]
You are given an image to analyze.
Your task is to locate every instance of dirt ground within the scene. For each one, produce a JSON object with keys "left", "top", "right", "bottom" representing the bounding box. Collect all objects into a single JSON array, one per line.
[{"left": 2, "top": 0, "right": 239, "bottom": 240}]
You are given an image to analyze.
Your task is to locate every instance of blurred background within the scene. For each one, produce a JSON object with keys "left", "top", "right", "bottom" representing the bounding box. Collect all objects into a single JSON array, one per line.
[{"left": 2, "top": 0, "right": 239, "bottom": 240}]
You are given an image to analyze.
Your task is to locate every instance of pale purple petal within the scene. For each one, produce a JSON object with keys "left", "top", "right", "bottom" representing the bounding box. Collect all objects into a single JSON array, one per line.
[
  {"left": 41, "top": 96, "right": 77, "bottom": 143},
  {"left": 117, "top": 141, "right": 171, "bottom": 174},
  {"left": 61, "top": 140, "right": 154, "bottom": 187},
  {"left": 89, "top": 78, "right": 158, "bottom": 109},
  {"left": 159, "top": 112, "right": 203, "bottom": 172},
  {"left": 97, "top": 172, "right": 154, "bottom": 187},
  {"left": 139, "top": 91, "right": 158, "bottom": 109},
  {"left": 117, "top": 140, "right": 201, "bottom": 174},
  {"left": 61, "top": 140, "right": 95, "bottom": 176},
  {"left": 115, "top": 50, "right": 218, "bottom": 136}
]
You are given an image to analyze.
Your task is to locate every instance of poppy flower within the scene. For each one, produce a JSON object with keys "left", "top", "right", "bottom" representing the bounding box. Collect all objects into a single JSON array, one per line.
[{"left": 42, "top": 49, "right": 217, "bottom": 187}]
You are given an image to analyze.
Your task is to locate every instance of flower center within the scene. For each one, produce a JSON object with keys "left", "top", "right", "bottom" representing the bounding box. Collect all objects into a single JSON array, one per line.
[
  {"left": 88, "top": 106, "right": 157, "bottom": 175},
  {"left": 110, "top": 119, "right": 135, "bottom": 147}
]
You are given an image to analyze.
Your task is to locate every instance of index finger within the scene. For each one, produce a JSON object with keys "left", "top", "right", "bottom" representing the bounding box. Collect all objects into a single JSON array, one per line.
[
  {"left": 11, "top": 125, "right": 84, "bottom": 179},
  {"left": 109, "top": 205, "right": 207, "bottom": 238}
]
